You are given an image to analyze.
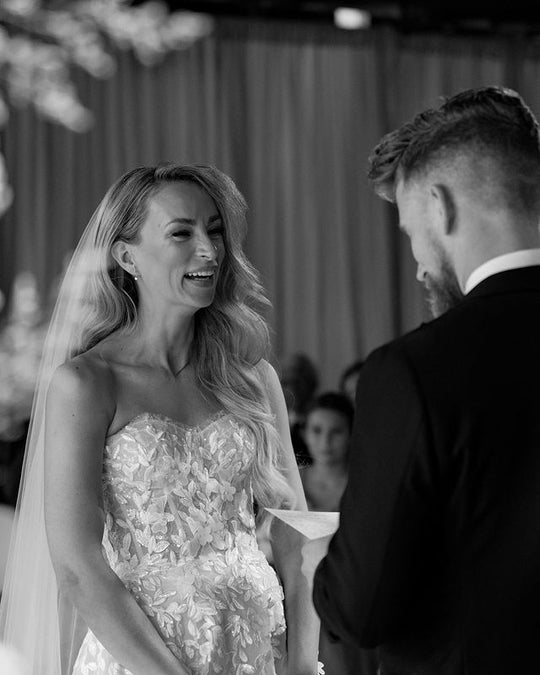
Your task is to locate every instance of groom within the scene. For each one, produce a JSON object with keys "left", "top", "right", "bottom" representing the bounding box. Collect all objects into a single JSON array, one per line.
[{"left": 312, "top": 86, "right": 540, "bottom": 674}]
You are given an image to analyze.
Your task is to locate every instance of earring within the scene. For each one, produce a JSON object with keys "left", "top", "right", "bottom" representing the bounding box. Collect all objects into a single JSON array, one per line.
[{"left": 133, "top": 269, "right": 141, "bottom": 281}]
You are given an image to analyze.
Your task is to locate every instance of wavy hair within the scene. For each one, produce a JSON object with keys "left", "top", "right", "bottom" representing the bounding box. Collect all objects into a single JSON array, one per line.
[{"left": 60, "top": 164, "right": 293, "bottom": 513}]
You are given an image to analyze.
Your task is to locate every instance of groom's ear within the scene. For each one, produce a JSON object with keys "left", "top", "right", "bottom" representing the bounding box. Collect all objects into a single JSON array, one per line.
[{"left": 430, "top": 183, "right": 456, "bottom": 236}]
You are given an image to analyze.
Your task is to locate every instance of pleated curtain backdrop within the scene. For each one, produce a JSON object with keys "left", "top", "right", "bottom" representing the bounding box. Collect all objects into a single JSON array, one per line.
[{"left": 1, "top": 19, "right": 538, "bottom": 386}]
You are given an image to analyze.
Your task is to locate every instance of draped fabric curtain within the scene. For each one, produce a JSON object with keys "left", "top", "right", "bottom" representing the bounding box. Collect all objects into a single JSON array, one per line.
[{"left": 1, "top": 19, "right": 539, "bottom": 386}]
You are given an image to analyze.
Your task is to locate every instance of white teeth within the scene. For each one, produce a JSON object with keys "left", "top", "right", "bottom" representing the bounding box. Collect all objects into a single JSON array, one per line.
[{"left": 185, "top": 271, "right": 213, "bottom": 278}]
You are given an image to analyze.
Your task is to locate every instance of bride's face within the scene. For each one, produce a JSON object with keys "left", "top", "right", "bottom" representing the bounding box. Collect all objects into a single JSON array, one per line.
[{"left": 126, "top": 181, "right": 225, "bottom": 313}]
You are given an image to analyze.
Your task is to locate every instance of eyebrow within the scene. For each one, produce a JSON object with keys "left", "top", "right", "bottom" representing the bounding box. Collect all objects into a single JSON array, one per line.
[{"left": 164, "top": 214, "right": 222, "bottom": 227}]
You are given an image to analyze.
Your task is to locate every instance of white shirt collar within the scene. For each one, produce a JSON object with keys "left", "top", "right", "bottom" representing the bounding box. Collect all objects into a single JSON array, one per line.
[{"left": 464, "top": 249, "right": 540, "bottom": 294}]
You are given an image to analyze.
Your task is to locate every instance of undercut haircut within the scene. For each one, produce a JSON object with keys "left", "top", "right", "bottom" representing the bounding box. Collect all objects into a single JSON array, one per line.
[{"left": 368, "top": 86, "right": 540, "bottom": 214}]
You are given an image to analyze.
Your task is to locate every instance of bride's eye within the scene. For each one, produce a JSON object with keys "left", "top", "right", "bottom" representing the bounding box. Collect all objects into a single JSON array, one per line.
[
  {"left": 208, "top": 226, "right": 225, "bottom": 238},
  {"left": 172, "top": 230, "right": 191, "bottom": 239}
]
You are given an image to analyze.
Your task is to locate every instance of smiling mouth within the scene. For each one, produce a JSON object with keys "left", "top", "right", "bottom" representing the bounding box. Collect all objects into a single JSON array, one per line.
[
  {"left": 184, "top": 270, "right": 216, "bottom": 285},
  {"left": 185, "top": 271, "right": 214, "bottom": 279}
]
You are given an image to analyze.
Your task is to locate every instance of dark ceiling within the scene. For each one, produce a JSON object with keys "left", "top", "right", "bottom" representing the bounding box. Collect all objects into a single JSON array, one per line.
[{"left": 157, "top": 1, "right": 540, "bottom": 34}]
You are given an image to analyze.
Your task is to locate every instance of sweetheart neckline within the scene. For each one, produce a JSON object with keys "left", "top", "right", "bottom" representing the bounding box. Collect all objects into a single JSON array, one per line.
[{"left": 106, "top": 409, "right": 230, "bottom": 440}]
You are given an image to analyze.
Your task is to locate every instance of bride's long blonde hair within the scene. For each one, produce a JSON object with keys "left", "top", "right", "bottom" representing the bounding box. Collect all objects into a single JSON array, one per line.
[{"left": 67, "top": 164, "right": 293, "bottom": 512}]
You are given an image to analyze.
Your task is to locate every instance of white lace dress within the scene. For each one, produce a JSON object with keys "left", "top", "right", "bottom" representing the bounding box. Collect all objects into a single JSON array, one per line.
[{"left": 72, "top": 411, "right": 286, "bottom": 675}]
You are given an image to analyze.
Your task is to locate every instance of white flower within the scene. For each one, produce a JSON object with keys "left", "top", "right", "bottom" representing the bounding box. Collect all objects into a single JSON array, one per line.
[{"left": 0, "top": 0, "right": 214, "bottom": 212}]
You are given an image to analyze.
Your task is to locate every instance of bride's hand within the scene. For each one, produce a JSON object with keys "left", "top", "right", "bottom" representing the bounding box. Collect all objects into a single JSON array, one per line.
[
  {"left": 284, "top": 663, "right": 325, "bottom": 675},
  {"left": 300, "top": 535, "right": 332, "bottom": 586}
]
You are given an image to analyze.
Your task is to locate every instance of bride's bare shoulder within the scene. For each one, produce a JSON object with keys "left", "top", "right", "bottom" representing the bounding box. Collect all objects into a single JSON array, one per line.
[
  {"left": 45, "top": 346, "right": 119, "bottom": 458},
  {"left": 48, "top": 343, "right": 117, "bottom": 414}
]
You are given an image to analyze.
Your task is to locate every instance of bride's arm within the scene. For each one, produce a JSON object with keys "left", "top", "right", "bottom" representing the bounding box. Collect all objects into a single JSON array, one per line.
[
  {"left": 44, "top": 359, "right": 190, "bottom": 675},
  {"left": 259, "top": 360, "right": 320, "bottom": 675}
]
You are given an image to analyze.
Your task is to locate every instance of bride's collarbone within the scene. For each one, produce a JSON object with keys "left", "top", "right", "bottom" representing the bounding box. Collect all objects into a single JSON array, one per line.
[
  {"left": 92, "top": 342, "right": 191, "bottom": 382},
  {"left": 89, "top": 350, "right": 221, "bottom": 431},
  {"left": 111, "top": 375, "right": 221, "bottom": 432},
  {"left": 102, "top": 355, "right": 195, "bottom": 393}
]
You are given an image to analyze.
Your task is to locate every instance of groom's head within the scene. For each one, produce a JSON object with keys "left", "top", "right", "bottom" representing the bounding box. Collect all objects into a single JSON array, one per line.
[{"left": 368, "top": 86, "right": 540, "bottom": 318}]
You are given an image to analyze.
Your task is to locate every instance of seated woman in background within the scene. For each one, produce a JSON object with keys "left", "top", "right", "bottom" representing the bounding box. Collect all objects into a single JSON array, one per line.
[{"left": 300, "top": 392, "right": 353, "bottom": 512}]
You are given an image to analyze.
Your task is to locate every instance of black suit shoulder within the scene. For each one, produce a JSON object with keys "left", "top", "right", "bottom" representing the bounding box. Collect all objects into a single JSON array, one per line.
[
  {"left": 382, "top": 267, "right": 540, "bottom": 358},
  {"left": 363, "top": 273, "right": 540, "bottom": 413}
]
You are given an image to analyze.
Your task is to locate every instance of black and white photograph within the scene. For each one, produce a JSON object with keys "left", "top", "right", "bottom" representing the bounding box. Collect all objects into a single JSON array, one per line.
[{"left": 1, "top": 2, "right": 540, "bottom": 674}]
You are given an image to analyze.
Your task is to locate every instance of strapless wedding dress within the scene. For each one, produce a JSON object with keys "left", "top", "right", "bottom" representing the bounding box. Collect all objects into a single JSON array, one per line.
[{"left": 72, "top": 411, "right": 286, "bottom": 675}]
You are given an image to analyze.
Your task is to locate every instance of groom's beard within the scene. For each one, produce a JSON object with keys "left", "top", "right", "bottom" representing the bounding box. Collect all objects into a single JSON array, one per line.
[{"left": 424, "top": 255, "right": 464, "bottom": 319}]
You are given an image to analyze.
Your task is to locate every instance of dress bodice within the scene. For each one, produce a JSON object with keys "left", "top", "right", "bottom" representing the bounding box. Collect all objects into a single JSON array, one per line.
[
  {"left": 102, "top": 410, "right": 260, "bottom": 576},
  {"left": 76, "top": 410, "right": 286, "bottom": 675}
]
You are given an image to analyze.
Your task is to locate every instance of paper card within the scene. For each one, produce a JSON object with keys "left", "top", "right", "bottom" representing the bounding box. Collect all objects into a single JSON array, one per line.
[{"left": 265, "top": 508, "right": 339, "bottom": 540}]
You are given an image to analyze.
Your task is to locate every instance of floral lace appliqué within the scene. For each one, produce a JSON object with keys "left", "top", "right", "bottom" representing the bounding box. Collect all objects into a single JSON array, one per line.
[{"left": 73, "top": 412, "right": 286, "bottom": 675}]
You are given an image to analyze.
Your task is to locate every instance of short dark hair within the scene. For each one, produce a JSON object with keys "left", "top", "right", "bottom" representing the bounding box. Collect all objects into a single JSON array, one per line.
[
  {"left": 368, "top": 86, "right": 540, "bottom": 212},
  {"left": 280, "top": 353, "right": 319, "bottom": 412},
  {"left": 305, "top": 391, "right": 355, "bottom": 431}
]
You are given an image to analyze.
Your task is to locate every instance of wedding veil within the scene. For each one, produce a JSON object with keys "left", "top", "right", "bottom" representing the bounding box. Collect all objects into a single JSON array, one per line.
[
  {"left": 0, "top": 163, "right": 252, "bottom": 674},
  {"left": 0, "top": 206, "right": 107, "bottom": 674}
]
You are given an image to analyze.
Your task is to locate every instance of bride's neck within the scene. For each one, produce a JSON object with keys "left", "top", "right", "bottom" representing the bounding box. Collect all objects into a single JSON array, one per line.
[{"left": 118, "top": 313, "right": 195, "bottom": 373}]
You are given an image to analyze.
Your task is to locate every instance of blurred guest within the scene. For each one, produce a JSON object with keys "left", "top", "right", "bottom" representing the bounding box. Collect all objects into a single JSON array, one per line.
[
  {"left": 0, "top": 273, "right": 48, "bottom": 507},
  {"left": 339, "top": 359, "right": 364, "bottom": 405},
  {"left": 302, "top": 392, "right": 378, "bottom": 675},
  {"left": 300, "top": 392, "right": 353, "bottom": 511},
  {"left": 279, "top": 352, "right": 319, "bottom": 465},
  {"left": 0, "top": 420, "right": 27, "bottom": 506}
]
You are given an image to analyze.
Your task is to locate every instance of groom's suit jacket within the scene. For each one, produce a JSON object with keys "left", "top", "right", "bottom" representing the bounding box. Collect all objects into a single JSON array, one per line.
[{"left": 313, "top": 266, "right": 540, "bottom": 675}]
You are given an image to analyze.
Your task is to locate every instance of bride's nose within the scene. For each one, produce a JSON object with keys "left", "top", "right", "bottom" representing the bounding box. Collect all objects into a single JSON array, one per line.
[{"left": 195, "top": 232, "right": 218, "bottom": 261}]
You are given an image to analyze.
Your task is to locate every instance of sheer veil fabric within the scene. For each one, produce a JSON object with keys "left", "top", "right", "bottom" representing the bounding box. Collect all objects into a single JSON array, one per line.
[{"left": 0, "top": 222, "right": 103, "bottom": 674}]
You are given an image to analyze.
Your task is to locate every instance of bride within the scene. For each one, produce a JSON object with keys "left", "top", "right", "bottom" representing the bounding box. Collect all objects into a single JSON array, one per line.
[{"left": 0, "top": 164, "right": 320, "bottom": 674}]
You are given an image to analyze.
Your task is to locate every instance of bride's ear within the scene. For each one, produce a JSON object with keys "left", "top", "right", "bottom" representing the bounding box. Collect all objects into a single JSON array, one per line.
[{"left": 111, "top": 241, "right": 137, "bottom": 276}]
